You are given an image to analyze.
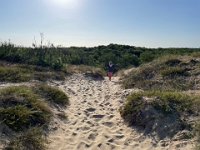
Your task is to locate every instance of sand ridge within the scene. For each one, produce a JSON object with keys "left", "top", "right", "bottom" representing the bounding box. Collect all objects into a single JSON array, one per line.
[{"left": 47, "top": 74, "right": 194, "bottom": 150}]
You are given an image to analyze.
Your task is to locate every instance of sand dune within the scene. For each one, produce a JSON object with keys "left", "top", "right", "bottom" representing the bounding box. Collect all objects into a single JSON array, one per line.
[{"left": 47, "top": 74, "right": 194, "bottom": 150}]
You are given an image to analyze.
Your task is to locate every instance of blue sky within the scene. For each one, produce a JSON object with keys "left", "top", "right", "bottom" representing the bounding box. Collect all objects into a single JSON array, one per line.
[{"left": 0, "top": 0, "right": 200, "bottom": 47}]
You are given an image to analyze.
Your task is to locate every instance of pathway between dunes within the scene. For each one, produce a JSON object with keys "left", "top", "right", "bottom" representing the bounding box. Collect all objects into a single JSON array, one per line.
[{"left": 48, "top": 74, "right": 193, "bottom": 150}]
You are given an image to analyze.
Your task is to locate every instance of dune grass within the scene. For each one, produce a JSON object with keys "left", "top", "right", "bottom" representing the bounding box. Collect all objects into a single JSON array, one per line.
[
  {"left": 0, "top": 66, "right": 32, "bottom": 82},
  {"left": 123, "top": 55, "right": 200, "bottom": 91},
  {"left": 0, "top": 86, "right": 52, "bottom": 132},
  {"left": 0, "top": 62, "right": 66, "bottom": 83},
  {"left": 0, "top": 84, "right": 69, "bottom": 150},
  {"left": 120, "top": 90, "right": 200, "bottom": 140},
  {"left": 120, "top": 91, "right": 199, "bottom": 124},
  {"left": 33, "top": 84, "right": 69, "bottom": 107}
]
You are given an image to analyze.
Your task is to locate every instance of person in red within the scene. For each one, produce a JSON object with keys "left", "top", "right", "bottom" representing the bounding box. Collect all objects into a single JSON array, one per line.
[{"left": 107, "top": 61, "right": 114, "bottom": 81}]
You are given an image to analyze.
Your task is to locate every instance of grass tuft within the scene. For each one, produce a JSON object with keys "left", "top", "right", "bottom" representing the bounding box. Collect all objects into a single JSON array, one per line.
[
  {"left": 120, "top": 91, "right": 200, "bottom": 139},
  {"left": 123, "top": 55, "right": 200, "bottom": 90},
  {"left": 0, "top": 86, "right": 51, "bottom": 132},
  {"left": 34, "top": 84, "right": 69, "bottom": 107}
]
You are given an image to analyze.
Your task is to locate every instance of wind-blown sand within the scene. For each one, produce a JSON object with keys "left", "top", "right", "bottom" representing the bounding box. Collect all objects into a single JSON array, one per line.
[{"left": 47, "top": 74, "right": 194, "bottom": 150}]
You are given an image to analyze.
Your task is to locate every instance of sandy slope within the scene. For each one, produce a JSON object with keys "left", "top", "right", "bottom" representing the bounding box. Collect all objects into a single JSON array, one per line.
[{"left": 47, "top": 74, "right": 194, "bottom": 150}]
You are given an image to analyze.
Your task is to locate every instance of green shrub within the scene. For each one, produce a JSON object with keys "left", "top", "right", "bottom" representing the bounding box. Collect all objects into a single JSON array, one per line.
[
  {"left": 119, "top": 93, "right": 145, "bottom": 124},
  {"left": 140, "top": 51, "right": 156, "bottom": 63},
  {"left": 120, "top": 91, "right": 199, "bottom": 124}
]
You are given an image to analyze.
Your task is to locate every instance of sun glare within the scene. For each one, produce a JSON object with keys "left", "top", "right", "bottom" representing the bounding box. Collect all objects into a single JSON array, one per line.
[{"left": 49, "top": 0, "right": 79, "bottom": 9}]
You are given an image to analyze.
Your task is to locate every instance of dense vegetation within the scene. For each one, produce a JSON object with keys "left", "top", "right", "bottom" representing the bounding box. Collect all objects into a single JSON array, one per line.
[
  {"left": 120, "top": 91, "right": 200, "bottom": 139},
  {"left": 0, "top": 62, "right": 66, "bottom": 82},
  {"left": 123, "top": 55, "right": 200, "bottom": 91},
  {"left": 121, "top": 55, "right": 200, "bottom": 148},
  {"left": 1, "top": 41, "right": 200, "bottom": 71},
  {"left": 0, "top": 85, "right": 69, "bottom": 150}
]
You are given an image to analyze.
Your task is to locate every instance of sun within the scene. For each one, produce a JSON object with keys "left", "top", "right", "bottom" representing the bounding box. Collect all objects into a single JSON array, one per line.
[
  {"left": 52, "top": 0, "right": 74, "bottom": 5},
  {"left": 49, "top": 0, "right": 79, "bottom": 9}
]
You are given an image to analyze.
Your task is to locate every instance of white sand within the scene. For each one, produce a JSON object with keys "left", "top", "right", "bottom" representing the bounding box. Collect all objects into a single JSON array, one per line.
[{"left": 47, "top": 74, "right": 194, "bottom": 150}]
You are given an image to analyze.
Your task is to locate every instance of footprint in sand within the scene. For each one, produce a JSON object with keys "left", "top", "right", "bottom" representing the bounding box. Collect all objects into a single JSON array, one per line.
[
  {"left": 115, "top": 134, "right": 125, "bottom": 139},
  {"left": 72, "top": 132, "right": 78, "bottom": 136},
  {"left": 102, "top": 121, "right": 114, "bottom": 127},
  {"left": 77, "top": 142, "right": 90, "bottom": 149},
  {"left": 92, "top": 114, "right": 105, "bottom": 119},
  {"left": 85, "top": 108, "right": 96, "bottom": 112},
  {"left": 88, "top": 133, "right": 98, "bottom": 140}
]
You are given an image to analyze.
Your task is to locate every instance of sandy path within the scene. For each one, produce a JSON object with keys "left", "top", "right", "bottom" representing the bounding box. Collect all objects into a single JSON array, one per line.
[
  {"left": 48, "top": 74, "right": 193, "bottom": 150},
  {"left": 0, "top": 75, "right": 194, "bottom": 150}
]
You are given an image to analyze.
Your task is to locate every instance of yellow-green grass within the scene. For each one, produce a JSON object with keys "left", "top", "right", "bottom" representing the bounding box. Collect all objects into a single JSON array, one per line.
[
  {"left": 0, "top": 63, "right": 66, "bottom": 83},
  {"left": 120, "top": 91, "right": 200, "bottom": 139},
  {"left": 0, "top": 86, "right": 52, "bottom": 131},
  {"left": 33, "top": 84, "right": 69, "bottom": 106},
  {"left": 0, "top": 84, "right": 69, "bottom": 150},
  {"left": 123, "top": 55, "right": 200, "bottom": 91}
]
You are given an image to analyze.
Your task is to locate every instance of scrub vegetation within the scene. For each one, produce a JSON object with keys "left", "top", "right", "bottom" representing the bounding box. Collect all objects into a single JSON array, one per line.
[{"left": 0, "top": 85, "right": 69, "bottom": 150}]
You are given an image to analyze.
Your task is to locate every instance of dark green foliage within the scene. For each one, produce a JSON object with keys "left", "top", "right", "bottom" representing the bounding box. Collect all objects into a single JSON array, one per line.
[
  {"left": 140, "top": 51, "right": 156, "bottom": 63},
  {"left": 2, "top": 42, "right": 200, "bottom": 71},
  {"left": 119, "top": 93, "right": 145, "bottom": 124},
  {"left": 5, "top": 128, "right": 46, "bottom": 150}
]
